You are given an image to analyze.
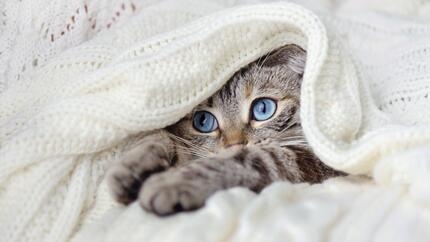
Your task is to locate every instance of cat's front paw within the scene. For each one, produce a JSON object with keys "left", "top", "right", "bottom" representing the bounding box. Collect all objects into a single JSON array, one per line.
[
  {"left": 139, "top": 171, "right": 207, "bottom": 216},
  {"left": 107, "top": 143, "right": 170, "bottom": 204}
]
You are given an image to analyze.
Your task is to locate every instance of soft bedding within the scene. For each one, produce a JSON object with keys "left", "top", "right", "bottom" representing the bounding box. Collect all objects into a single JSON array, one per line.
[{"left": 1, "top": 0, "right": 430, "bottom": 242}]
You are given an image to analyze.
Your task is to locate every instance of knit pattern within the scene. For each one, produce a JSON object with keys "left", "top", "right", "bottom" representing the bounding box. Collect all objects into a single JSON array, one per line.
[{"left": 1, "top": 0, "right": 430, "bottom": 242}]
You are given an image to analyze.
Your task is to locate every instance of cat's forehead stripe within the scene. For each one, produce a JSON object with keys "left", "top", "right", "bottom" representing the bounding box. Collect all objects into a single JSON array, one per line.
[
  {"left": 207, "top": 97, "right": 213, "bottom": 107},
  {"left": 245, "top": 82, "right": 253, "bottom": 97}
]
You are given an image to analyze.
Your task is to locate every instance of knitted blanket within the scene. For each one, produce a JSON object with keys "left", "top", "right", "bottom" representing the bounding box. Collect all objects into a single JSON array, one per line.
[{"left": 1, "top": 0, "right": 430, "bottom": 242}]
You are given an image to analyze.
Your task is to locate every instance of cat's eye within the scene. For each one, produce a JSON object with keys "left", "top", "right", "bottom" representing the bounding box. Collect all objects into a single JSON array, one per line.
[
  {"left": 251, "top": 98, "right": 277, "bottom": 121},
  {"left": 192, "top": 111, "right": 219, "bottom": 133}
]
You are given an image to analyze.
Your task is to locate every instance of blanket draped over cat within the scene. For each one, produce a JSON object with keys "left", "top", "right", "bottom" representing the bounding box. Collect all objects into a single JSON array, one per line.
[{"left": 1, "top": 0, "right": 429, "bottom": 242}]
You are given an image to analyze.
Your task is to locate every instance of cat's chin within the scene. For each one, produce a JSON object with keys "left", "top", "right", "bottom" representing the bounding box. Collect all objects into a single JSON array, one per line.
[
  {"left": 224, "top": 144, "right": 245, "bottom": 150},
  {"left": 215, "top": 144, "right": 247, "bottom": 157}
]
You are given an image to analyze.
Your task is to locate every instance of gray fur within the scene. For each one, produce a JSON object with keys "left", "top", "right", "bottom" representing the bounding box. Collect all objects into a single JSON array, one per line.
[{"left": 107, "top": 44, "right": 344, "bottom": 216}]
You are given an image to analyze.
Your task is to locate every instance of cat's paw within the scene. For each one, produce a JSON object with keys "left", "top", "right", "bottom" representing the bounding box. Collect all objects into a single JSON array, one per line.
[
  {"left": 107, "top": 143, "right": 170, "bottom": 204},
  {"left": 139, "top": 171, "right": 206, "bottom": 216}
]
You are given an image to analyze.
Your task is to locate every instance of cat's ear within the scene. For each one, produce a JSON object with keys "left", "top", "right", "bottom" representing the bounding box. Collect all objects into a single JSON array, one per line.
[{"left": 261, "top": 44, "right": 306, "bottom": 75}]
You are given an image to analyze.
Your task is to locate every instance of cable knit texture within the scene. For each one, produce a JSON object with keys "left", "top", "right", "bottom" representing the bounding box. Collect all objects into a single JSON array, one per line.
[{"left": 1, "top": 0, "right": 430, "bottom": 242}]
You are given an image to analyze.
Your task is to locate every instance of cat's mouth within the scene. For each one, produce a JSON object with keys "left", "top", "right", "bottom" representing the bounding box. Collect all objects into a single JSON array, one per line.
[
  {"left": 219, "top": 137, "right": 265, "bottom": 151},
  {"left": 223, "top": 144, "right": 246, "bottom": 151}
]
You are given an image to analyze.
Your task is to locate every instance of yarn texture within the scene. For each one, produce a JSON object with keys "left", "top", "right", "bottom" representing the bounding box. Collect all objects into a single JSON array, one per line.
[{"left": 1, "top": 0, "right": 430, "bottom": 242}]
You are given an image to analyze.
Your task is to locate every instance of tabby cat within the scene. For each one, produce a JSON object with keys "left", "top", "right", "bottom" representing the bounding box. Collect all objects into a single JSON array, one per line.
[{"left": 107, "top": 44, "right": 343, "bottom": 216}]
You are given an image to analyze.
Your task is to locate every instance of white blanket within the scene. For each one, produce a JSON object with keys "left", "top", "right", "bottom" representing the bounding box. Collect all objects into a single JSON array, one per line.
[{"left": 1, "top": 0, "right": 430, "bottom": 242}]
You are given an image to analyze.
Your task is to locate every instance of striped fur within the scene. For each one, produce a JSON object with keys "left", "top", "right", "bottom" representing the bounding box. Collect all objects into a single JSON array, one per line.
[{"left": 108, "top": 44, "right": 344, "bottom": 216}]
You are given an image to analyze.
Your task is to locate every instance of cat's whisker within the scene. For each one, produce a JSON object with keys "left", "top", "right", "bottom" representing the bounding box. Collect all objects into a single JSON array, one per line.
[
  {"left": 168, "top": 134, "right": 199, "bottom": 148},
  {"left": 278, "top": 136, "right": 307, "bottom": 141},
  {"left": 184, "top": 148, "right": 212, "bottom": 158},
  {"left": 248, "top": 129, "right": 304, "bottom": 139},
  {"left": 248, "top": 133, "right": 308, "bottom": 149},
  {"left": 277, "top": 136, "right": 306, "bottom": 141},
  {"left": 274, "top": 122, "right": 301, "bottom": 136},
  {"left": 175, "top": 152, "right": 206, "bottom": 159},
  {"left": 256, "top": 50, "right": 272, "bottom": 74},
  {"left": 278, "top": 139, "right": 309, "bottom": 147},
  {"left": 172, "top": 143, "right": 213, "bottom": 158},
  {"left": 282, "top": 138, "right": 306, "bottom": 143},
  {"left": 176, "top": 151, "right": 206, "bottom": 159},
  {"left": 182, "top": 145, "right": 214, "bottom": 157},
  {"left": 174, "top": 147, "right": 208, "bottom": 159},
  {"left": 279, "top": 144, "right": 309, "bottom": 148},
  {"left": 167, "top": 133, "right": 212, "bottom": 153},
  {"left": 170, "top": 135, "right": 213, "bottom": 153}
]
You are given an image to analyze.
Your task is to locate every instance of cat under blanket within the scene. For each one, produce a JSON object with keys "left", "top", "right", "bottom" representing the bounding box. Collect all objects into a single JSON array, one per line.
[{"left": 107, "top": 44, "right": 344, "bottom": 216}]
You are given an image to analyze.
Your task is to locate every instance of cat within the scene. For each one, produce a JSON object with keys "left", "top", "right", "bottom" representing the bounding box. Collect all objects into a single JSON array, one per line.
[{"left": 107, "top": 44, "right": 344, "bottom": 216}]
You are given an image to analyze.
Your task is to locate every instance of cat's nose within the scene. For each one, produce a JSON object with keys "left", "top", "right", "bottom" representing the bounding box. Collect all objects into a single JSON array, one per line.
[{"left": 222, "top": 130, "right": 247, "bottom": 148}]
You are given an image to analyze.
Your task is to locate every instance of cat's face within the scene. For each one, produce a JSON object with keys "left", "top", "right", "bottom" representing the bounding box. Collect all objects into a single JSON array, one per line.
[{"left": 167, "top": 45, "right": 306, "bottom": 160}]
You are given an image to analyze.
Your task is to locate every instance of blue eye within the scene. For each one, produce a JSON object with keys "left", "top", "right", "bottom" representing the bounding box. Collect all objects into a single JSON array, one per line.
[
  {"left": 192, "top": 111, "right": 218, "bottom": 133},
  {"left": 251, "top": 98, "right": 277, "bottom": 121}
]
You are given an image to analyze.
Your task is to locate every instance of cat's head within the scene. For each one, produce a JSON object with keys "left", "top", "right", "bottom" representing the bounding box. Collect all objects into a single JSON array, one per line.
[{"left": 167, "top": 44, "right": 306, "bottom": 159}]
